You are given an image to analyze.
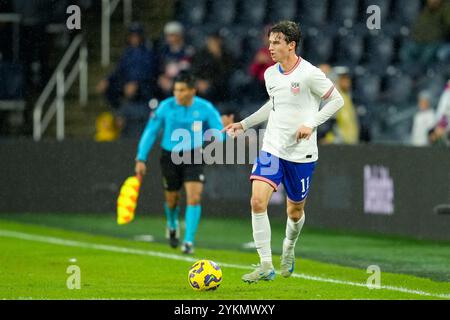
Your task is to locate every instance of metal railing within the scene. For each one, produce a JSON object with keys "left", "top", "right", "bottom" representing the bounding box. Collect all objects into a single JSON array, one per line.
[
  {"left": 102, "top": 0, "right": 133, "bottom": 66},
  {"left": 33, "top": 34, "right": 88, "bottom": 141}
]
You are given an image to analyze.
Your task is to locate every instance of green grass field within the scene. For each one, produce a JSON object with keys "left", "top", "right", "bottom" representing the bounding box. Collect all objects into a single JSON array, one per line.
[{"left": 0, "top": 212, "right": 449, "bottom": 300}]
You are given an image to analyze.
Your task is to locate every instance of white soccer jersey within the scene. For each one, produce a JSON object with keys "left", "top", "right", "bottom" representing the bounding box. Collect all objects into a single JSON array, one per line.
[{"left": 261, "top": 57, "right": 335, "bottom": 163}]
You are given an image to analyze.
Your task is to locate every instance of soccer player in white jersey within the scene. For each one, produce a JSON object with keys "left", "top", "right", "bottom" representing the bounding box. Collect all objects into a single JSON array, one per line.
[{"left": 223, "top": 21, "right": 344, "bottom": 282}]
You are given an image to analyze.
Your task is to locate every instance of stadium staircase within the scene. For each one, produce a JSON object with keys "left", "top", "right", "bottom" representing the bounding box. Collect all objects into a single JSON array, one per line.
[{"left": 46, "top": 0, "right": 174, "bottom": 139}]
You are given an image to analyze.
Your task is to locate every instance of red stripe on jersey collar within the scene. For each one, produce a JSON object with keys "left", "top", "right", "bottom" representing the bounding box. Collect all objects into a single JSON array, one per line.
[{"left": 279, "top": 56, "right": 301, "bottom": 75}]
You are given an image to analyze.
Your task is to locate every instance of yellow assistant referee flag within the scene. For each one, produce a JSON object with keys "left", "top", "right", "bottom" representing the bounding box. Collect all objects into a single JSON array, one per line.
[{"left": 117, "top": 175, "right": 141, "bottom": 225}]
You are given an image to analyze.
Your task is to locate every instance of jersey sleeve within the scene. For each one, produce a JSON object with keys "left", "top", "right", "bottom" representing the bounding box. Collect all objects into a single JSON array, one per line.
[
  {"left": 240, "top": 100, "right": 272, "bottom": 130},
  {"left": 308, "top": 67, "right": 335, "bottom": 100},
  {"left": 135, "top": 102, "right": 167, "bottom": 161}
]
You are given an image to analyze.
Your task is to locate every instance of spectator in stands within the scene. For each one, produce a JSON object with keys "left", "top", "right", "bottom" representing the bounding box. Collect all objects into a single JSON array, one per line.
[
  {"left": 248, "top": 25, "right": 275, "bottom": 102},
  {"left": 411, "top": 91, "right": 436, "bottom": 146},
  {"left": 96, "top": 23, "right": 157, "bottom": 138},
  {"left": 191, "top": 32, "right": 235, "bottom": 104},
  {"left": 322, "top": 67, "right": 360, "bottom": 144},
  {"left": 400, "top": 0, "right": 450, "bottom": 73},
  {"left": 156, "top": 21, "right": 194, "bottom": 99},
  {"left": 96, "top": 22, "right": 157, "bottom": 110},
  {"left": 430, "top": 80, "right": 450, "bottom": 145}
]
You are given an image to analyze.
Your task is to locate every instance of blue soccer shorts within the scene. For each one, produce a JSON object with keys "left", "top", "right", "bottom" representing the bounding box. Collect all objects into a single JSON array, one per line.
[{"left": 250, "top": 151, "right": 316, "bottom": 203}]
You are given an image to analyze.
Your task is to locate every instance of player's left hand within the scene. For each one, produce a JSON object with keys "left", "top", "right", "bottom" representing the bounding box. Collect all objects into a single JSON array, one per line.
[{"left": 296, "top": 125, "right": 313, "bottom": 142}]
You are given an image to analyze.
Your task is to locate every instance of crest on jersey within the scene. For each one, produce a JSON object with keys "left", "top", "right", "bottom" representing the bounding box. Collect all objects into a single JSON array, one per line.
[
  {"left": 192, "top": 121, "right": 202, "bottom": 132},
  {"left": 291, "top": 82, "right": 300, "bottom": 95}
]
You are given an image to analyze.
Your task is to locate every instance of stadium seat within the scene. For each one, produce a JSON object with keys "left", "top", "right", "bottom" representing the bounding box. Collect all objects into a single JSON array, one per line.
[
  {"left": 334, "top": 32, "right": 364, "bottom": 66},
  {"left": 208, "top": 0, "right": 237, "bottom": 26},
  {"left": 228, "top": 70, "right": 254, "bottom": 103},
  {"left": 219, "top": 28, "right": 244, "bottom": 60},
  {"left": 353, "top": 73, "right": 381, "bottom": 104},
  {"left": 303, "top": 31, "right": 334, "bottom": 65},
  {"left": 177, "top": 0, "right": 207, "bottom": 26},
  {"left": 330, "top": 0, "right": 359, "bottom": 27},
  {"left": 365, "top": 33, "right": 395, "bottom": 67},
  {"left": 383, "top": 72, "right": 414, "bottom": 105},
  {"left": 267, "top": 0, "right": 298, "bottom": 23},
  {"left": 238, "top": 0, "right": 267, "bottom": 27},
  {"left": 185, "top": 26, "right": 208, "bottom": 50},
  {"left": 0, "top": 63, "right": 24, "bottom": 100},
  {"left": 241, "top": 32, "right": 265, "bottom": 64},
  {"left": 298, "top": 0, "right": 328, "bottom": 27},
  {"left": 393, "top": 0, "right": 421, "bottom": 27}
]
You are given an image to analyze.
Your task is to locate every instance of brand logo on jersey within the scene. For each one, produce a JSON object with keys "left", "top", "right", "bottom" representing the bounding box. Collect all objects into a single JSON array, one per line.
[
  {"left": 291, "top": 82, "right": 300, "bottom": 95},
  {"left": 192, "top": 121, "right": 202, "bottom": 132}
]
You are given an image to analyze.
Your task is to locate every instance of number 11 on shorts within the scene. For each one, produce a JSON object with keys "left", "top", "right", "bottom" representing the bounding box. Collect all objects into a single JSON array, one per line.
[{"left": 301, "top": 177, "right": 310, "bottom": 193}]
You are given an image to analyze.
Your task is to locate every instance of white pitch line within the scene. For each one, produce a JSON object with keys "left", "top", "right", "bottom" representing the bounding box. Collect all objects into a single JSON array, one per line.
[{"left": 0, "top": 229, "right": 449, "bottom": 300}]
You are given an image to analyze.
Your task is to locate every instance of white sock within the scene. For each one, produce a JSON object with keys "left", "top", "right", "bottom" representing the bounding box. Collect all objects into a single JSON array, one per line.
[
  {"left": 252, "top": 211, "right": 272, "bottom": 266},
  {"left": 284, "top": 213, "right": 305, "bottom": 250}
]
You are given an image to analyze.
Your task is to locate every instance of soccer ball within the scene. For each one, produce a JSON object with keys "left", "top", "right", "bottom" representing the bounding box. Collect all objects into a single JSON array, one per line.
[{"left": 188, "top": 259, "right": 222, "bottom": 291}]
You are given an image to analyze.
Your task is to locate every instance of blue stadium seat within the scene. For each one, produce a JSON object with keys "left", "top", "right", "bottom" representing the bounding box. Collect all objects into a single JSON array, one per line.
[
  {"left": 335, "top": 33, "right": 364, "bottom": 66},
  {"left": 393, "top": 0, "right": 421, "bottom": 27},
  {"left": 185, "top": 26, "right": 208, "bottom": 50},
  {"left": 242, "top": 33, "right": 264, "bottom": 64},
  {"left": 177, "top": 0, "right": 207, "bottom": 26},
  {"left": 298, "top": 0, "right": 328, "bottom": 27},
  {"left": 238, "top": 0, "right": 267, "bottom": 27},
  {"left": 229, "top": 70, "right": 253, "bottom": 101},
  {"left": 383, "top": 72, "right": 414, "bottom": 105},
  {"left": 303, "top": 32, "right": 334, "bottom": 64},
  {"left": 209, "top": 0, "right": 237, "bottom": 26},
  {"left": 330, "top": 0, "right": 360, "bottom": 27},
  {"left": 267, "top": 0, "right": 298, "bottom": 23},
  {"left": 0, "top": 63, "right": 24, "bottom": 100},
  {"left": 365, "top": 33, "right": 395, "bottom": 67},
  {"left": 219, "top": 28, "right": 244, "bottom": 59},
  {"left": 353, "top": 73, "right": 381, "bottom": 104}
]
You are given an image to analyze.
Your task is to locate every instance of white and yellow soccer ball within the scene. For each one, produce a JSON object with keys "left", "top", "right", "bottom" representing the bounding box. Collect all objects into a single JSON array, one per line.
[{"left": 188, "top": 260, "right": 222, "bottom": 291}]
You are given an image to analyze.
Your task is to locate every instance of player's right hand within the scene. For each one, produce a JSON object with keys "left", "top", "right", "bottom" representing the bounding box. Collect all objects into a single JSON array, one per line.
[
  {"left": 135, "top": 161, "right": 147, "bottom": 177},
  {"left": 221, "top": 122, "right": 244, "bottom": 138}
]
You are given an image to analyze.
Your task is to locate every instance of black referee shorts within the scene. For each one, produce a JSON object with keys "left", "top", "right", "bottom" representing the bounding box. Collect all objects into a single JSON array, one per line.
[{"left": 160, "top": 149, "right": 205, "bottom": 191}]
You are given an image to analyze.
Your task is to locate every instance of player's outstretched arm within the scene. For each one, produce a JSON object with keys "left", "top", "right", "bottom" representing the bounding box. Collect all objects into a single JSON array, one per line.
[
  {"left": 221, "top": 100, "right": 272, "bottom": 138},
  {"left": 240, "top": 100, "right": 272, "bottom": 131}
]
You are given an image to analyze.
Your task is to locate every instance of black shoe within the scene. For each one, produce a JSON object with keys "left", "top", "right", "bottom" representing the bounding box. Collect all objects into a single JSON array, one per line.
[
  {"left": 181, "top": 242, "right": 194, "bottom": 254},
  {"left": 169, "top": 230, "right": 179, "bottom": 248},
  {"left": 166, "top": 227, "right": 179, "bottom": 249}
]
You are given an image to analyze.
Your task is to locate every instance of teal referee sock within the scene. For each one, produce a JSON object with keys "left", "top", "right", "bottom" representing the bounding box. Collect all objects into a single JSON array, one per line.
[
  {"left": 164, "top": 203, "right": 179, "bottom": 230},
  {"left": 184, "top": 205, "right": 202, "bottom": 244}
]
